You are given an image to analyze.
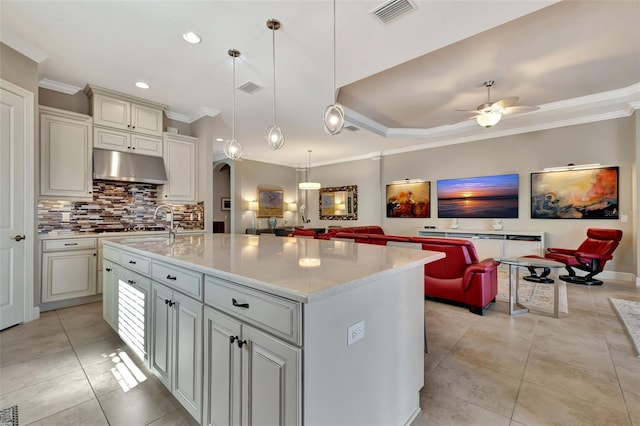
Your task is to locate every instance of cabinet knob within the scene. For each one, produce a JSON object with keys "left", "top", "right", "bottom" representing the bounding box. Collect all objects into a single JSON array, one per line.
[
  {"left": 237, "top": 339, "right": 247, "bottom": 348},
  {"left": 11, "top": 234, "right": 26, "bottom": 241},
  {"left": 128, "top": 279, "right": 136, "bottom": 285},
  {"left": 106, "top": 268, "right": 112, "bottom": 272},
  {"left": 93, "top": 253, "right": 97, "bottom": 256}
]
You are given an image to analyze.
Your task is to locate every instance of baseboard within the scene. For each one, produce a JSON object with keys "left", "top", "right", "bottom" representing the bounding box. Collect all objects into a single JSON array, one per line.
[{"left": 598, "top": 270, "right": 636, "bottom": 284}]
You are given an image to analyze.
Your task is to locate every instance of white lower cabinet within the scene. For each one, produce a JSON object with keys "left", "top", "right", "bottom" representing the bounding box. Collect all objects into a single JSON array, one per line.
[
  {"left": 41, "top": 239, "right": 98, "bottom": 303},
  {"left": 202, "top": 307, "right": 301, "bottom": 426},
  {"left": 102, "top": 260, "right": 119, "bottom": 331},
  {"left": 150, "top": 281, "right": 202, "bottom": 423}
]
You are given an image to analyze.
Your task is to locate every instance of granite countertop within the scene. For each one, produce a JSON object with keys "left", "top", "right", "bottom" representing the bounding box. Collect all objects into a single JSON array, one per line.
[
  {"left": 38, "top": 229, "right": 205, "bottom": 240},
  {"left": 104, "top": 233, "right": 444, "bottom": 303}
]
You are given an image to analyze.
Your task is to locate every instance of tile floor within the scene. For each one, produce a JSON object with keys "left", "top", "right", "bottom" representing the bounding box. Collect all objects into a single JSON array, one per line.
[{"left": 0, "top": 279, "right": 638, "bottom": 425}]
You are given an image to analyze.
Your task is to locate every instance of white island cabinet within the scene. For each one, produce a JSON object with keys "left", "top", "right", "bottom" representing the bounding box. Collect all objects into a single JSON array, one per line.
[{"left": 103, "top": 234, "right": 443, "bottom": 425}]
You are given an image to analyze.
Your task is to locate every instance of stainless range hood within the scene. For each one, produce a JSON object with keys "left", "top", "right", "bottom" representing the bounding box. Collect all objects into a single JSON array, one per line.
[{"left": 93, "top": 149, "right": 168, "bottom": 184}]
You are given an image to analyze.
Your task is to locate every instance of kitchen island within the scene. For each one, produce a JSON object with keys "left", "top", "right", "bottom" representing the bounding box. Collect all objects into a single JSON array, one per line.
[{"left": 103, "top": 233, "right": 444, "bottom": 425}]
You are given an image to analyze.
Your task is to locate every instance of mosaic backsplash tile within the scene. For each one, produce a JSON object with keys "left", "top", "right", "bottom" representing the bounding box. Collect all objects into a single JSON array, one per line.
[{"left": 38, "top": 181, "right": 204, "bottom": 234}]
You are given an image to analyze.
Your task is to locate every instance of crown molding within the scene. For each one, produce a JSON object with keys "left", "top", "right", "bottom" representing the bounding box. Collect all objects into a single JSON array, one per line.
[
  {"left": 39, "top": 79, "right": 82, "bottom": 95},
  {"left": 165, "top": 107, "right": 220, "bottom": 124}
]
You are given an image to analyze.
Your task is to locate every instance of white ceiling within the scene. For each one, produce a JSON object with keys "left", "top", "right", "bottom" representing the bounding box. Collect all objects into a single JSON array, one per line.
[{"left": 1, "top": 0, "right": 639, "bottom": 168}]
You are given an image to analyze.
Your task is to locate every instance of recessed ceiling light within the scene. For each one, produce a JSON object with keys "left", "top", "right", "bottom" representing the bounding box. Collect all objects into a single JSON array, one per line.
[
  {"left": 182, "top": 32, "right": 201, "bottom": 44},
  {"left": 135, "top": 81, "right": 150, "bottom": 89},
  {"left": 215, "top": 138, "right": 224, "bottom": 142}
]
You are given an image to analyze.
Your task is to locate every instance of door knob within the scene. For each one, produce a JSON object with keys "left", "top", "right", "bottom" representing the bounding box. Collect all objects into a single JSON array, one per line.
[{"left": 11, "top": 234, "right": 26, "bottom": 241}]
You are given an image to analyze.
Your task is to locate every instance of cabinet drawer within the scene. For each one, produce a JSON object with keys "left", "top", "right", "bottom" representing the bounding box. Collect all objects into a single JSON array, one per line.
[
  {"left": 204, "top": 276, "right": 301, "bottom": 345},
  {"left": 120, "top": 250, "right": 151, "bottom": 276},
  {"left": 152, "top": 261, "right": 202, "bottom": 300},
  {"left": 43, "top": 238, "right": 97, "bottom": 251},
  {"left": 103, "top": 245, "right": 120, "bottom": 262}
]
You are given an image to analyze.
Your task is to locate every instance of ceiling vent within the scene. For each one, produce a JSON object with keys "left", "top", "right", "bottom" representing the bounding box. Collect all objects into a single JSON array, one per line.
[
  {"left": 237, "top": 81, "right": 263, "bottom": 94},
  {"left": 370, "top": 0, "right": 418, "bottom": 25}
]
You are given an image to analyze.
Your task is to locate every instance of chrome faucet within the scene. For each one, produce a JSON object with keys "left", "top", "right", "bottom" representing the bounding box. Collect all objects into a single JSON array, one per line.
[{"left": 154, "top": 204, "right": 177, "bottom": 241}]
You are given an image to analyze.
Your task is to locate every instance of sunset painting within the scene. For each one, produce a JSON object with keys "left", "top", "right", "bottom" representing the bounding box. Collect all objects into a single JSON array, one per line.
[
  {"left": 531, "top": 166, "right": 618, "bottom": 219},
  {"left": 437, "top": 174, "right": 519, "bottom": 218}
]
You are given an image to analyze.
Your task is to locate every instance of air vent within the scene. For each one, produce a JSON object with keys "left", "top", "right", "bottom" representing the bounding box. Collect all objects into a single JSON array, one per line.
[
  {"left": 370, "top": 0, "right": 417, "bottom": 25},
  {"left": 344, "top": 125, "right": 360, "bottom": 132},
  {"left": 237, "top": 81, "right": 263, "bottom": 94}
]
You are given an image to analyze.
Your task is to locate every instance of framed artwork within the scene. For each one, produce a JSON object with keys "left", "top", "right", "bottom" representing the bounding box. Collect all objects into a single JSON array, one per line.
[
  {"left": 221, "top": 197, "right": 231, "bottom": 211},
  {"left": 386, "top": 181, "right": 431, "bottom": 218},
  {"left": 437, "top": 174, "right": 519, "bottom": 218},
  {"left": 257, "top": 188, "right": 284, "bottom": 218},
  {"left": 319, "top": 185, "right": 358, "bottom": 220},
  {"left": 531, "top": 166, "right": 619, "bottom": 219}
]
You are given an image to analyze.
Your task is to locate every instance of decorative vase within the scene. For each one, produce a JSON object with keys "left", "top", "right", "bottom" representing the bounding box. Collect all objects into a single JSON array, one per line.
[
  {"left": 493, "top": 219, "right": 503, "bottom": 230},
  {"left": 450, "top": 218, "right": 459, "bottom": 229}
]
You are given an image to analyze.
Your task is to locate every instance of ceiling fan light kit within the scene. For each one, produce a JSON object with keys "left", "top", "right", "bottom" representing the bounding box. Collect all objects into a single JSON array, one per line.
[
  {"left": 265, "top": 18, "right": 285, "bottom": 150},
  {"left": 224, "top": 48, "right": 244, "bottom": 160},
  {"left": 323, "top": 0, "right": 345, "bottom": 135}
]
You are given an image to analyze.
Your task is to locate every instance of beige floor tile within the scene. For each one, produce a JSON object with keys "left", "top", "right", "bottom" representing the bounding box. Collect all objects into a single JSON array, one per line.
[
  {"left": 423, "top": 349, "right": 447, "bottom": 379},
  {"left": 60, "top": 310, "right": 112, "bottom": 333},
  {"left": 426, "top": 356, "right": 520, "bottom": 418},
  {"left": 513, "top": 380, "right": 632, "bottom": 426},
  {"left": 0, "top": 311, "right": 63, "bottom": 345},
  {"left": 413, "top": 384, "right": 511, "bottom": 426},
  {"left": 0, "top": 348, "right": 81, "bottom": 395},
  {"left": 522, "top": 353, "right": 627, "bottom": 413},
  {"left": 447, "top": 336, "right": 530, "bottom": 380},
  {"left": 147, "top": 408, "right": 201, "bottom": 426},
  {"left": 84, "top": 346, "right": 150, "bottom": 396},
  {"left": 98, "top": 374, "right": 182, "bottom": 426},
  {"left": 73, "top": 335, "right": 131, "bottom": 368},
  {"left": 55, "top": 301, "right": 103, "bottom": 320},
  {"left": 0, "top": 330, "right": 71, "bottom": 367},
  {"left": 65, "top": 321, "right": 118, "bottom": 348},
  {"left": 26, "top": 398, "right": 109, "bottom": 426},
  {"left": 0, "top": 369, "right": 95, "bottom": 425}
]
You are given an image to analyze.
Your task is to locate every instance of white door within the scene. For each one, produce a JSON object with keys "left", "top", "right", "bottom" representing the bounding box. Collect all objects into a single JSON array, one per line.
[{"left": 0, "top": 80, "right": 34, "bottom": 330}]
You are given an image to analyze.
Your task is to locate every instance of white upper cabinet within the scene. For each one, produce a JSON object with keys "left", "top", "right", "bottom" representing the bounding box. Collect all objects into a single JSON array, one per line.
[
  {"left": 39, "top": 106, "right": 93, "bottom": 200},
  {"left": 160, "top": 133, "right": 198, "bottom": 203}
]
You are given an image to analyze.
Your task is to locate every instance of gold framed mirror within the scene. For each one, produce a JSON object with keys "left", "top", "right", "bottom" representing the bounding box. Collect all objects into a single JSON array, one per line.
[{"left": 319, "top": 185, "right": 357, "bottom": 220}]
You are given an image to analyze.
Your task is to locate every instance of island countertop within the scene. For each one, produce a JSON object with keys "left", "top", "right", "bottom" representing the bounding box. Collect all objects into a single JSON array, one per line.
[{"left": 103, "top": 233, "right": 444, "bottom": 303}]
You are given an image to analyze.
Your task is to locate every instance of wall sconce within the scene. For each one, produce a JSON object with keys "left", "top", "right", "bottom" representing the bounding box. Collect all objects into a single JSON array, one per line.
[
  {"left": 542, "top": 163, "right": 601, "bottom": 172},
  {"left": 248, "top": 201, "right": 259, "bottom": 228}
]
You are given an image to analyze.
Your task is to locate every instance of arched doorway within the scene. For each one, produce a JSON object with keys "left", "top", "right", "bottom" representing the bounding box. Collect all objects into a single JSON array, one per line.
[{"left": 212, "top": 161, "right": 231, "bottom": 233}]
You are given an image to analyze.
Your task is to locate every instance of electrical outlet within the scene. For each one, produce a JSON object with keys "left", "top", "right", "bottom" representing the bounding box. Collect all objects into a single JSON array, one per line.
[{"left": 347, "top": 320, "right": 365, "bottom": 346}]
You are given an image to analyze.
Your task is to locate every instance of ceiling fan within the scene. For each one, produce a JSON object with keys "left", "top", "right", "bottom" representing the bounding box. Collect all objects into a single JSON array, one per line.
[{"left": 457, "top": 80, "right": 539, "bottom": 128}]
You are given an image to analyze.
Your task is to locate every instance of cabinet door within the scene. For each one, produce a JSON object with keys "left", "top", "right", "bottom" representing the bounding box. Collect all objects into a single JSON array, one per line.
[
  {"left": 102, "top": 260, "right": 119, "bottom": 331},
  {"left": 40, "top": 111, "right": 92, "bottom": 199},
  {"left": 131, "top": 103, "right": 163, "bottom": 136},
  {"left": 173, "top": 292, "right": 203, "bottom": 422},
  {"left": 92, "top": 94, "right": 130, "bottom": 131},
  {"left": 150, "top": 282, "right": 173, "bottom": 388},
  {"left": 203, "top": 307, "right": 242, "bottom": 426},
  {"left": 241, "top": 325, "right": 301, "bottom": 426},
  {"left": 161, "top": 135, "right": 197, "bottom": 202},
  {"left": 94, "top": 127, "right": 130, "bottom": 152},
  {"left": 135, "top": 278, "right": 151, "bottom": 367},
  {"left": 131, "top": 134, "right": 162, "bottom": 157},
  {"left": 42, "top": 249, "right": 97, "bottom": 302}
]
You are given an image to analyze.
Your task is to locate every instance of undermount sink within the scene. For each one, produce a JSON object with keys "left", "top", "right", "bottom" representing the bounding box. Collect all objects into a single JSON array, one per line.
[{"left": 119, "top": 236, "right": 169, "bottom": 244}]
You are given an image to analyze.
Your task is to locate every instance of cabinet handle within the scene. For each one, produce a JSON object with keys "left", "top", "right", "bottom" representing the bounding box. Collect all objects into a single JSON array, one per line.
[
  {"left": 93, "top": 253, "right": 97, "bottom": 256},
  {"left": 129, "top": 260, "right": 136, "bottom": 264},
  {"left": 166, "top": 274, "right": 177, "bottom": 281},
  {"left": 106, "top": 268, "right": 112, "bottom": 272},
  {"left": 128, "top": 279, "right": 136, "bottom": 285},
  {"left": 230, "top": 335, "right": 238, "bottom": 345},
  {"left": 12, "top": 234, "right": 26, "bottom": 241},
  {"left": 164, "top": 299, "right": 175, "bottom": 307},
  {"left": 64, "top": 242, "right": 78, "bottom": 246},
  {"left": 132, "top": 146, "right": 136, "bottom": 150},
  {"left": 232, "top": 298, "right": 249, "bottom": 309},
  {"left": 236, "top": 339, "right": 247, "bottom": 348}
]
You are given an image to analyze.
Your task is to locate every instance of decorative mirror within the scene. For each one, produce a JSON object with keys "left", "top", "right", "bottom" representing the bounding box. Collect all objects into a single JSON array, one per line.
[{"left": 319, "top": 185, "right": 357, "bottom": 220}]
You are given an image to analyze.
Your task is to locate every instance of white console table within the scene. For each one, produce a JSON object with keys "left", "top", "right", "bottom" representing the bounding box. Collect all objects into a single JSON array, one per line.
[{"left": 416, "top": 228, "right": 545, "bottom": 260}]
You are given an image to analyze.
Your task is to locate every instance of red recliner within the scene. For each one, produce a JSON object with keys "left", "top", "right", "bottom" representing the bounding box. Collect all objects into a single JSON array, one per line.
[
  {"left": 411, "top": 237, "right": 499, "bottom": 315},
  {"left": 526, "top": 228, "right": 623, "bottom": 286}
]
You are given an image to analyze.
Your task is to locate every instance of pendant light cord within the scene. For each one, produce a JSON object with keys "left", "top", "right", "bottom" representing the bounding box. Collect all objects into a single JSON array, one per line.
[
  {"left": 332, "top": 0, "right": 337, "bottom": 103},
  {"left": 232, "top": 55, "right": 236, "bottom": 141},
  {"left": 272, "top": 25, "right": 277, "bottom": 125}
]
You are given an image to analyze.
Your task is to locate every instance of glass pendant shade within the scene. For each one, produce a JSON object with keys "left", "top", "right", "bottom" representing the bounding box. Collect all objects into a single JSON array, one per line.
[
  {"left": 265, "top": 125, "right": 285, "bottom": 150},
  {"left": 476, "top": 111, "right": 502, "bottom": 128},
  {"left": 224, "top": 139, "right": 243, "bottom": 160},
  {"left": 323, "top": 103, "right": 345, "bottom": 135}
]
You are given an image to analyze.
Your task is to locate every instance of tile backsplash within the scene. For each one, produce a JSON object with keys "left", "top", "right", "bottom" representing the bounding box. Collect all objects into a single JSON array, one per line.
[{"left": 38, "top": 181, "right": 204, "bottom": 234}]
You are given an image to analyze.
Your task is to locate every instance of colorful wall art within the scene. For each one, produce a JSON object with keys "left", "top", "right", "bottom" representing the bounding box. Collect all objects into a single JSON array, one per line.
[
  {"left": 386, "top": 182, "right": 431, "bottom": 218},
  {"left": 437, "top": 174, "right": 519, "bottom": 218},
  {"left": 531, "top": 166, "right": 619, "bottom": 219},
  {"left": 257, "top": 188, "right": 284, "bottom": 218}
]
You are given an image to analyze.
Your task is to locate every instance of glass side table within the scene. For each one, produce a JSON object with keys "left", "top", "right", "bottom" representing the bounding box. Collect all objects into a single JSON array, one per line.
[{"left": 496, "top": 256, "right": 565, "bottom": 318}]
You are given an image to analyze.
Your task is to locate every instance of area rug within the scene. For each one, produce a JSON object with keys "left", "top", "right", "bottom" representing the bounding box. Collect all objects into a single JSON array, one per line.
[
  {"left": 610, "top": 298, "right": 640, "bottom": 357},
  {"left": 0, "top": 405, "right": 18, "bottom": 426},
  {"left": 496, "top": 269, "right": 568, "bottom": 314}
]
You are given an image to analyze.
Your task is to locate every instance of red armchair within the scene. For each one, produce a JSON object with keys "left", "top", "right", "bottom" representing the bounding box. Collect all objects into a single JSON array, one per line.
[
  {"left": 525, "top": 228, "right": 623, "bottom": 286},
  {"left": 411, "top": 237, "right": 499, "bottom": 315},
  {"left": 290, "top": 228, "right": 317, "bottom": 238}
]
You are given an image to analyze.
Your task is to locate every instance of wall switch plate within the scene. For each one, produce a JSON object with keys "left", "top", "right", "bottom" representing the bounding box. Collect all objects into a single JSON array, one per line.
[{"left": 347, "top": 320, "right": 365, "bottom": 346}]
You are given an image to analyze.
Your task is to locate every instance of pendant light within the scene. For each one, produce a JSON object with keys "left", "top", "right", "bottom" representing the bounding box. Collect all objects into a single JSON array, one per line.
[
  {"left": 298, "top": 150, "right": 321, "bottom": 190},
  {"left": 224, "top": 49, "right": 243, "bottom": 160},
  {"left": 265, "top": 19, "right": 285, "bottom": 150},
  {"left": 323, "top": 0, "right": 345, "bottom": 135}
]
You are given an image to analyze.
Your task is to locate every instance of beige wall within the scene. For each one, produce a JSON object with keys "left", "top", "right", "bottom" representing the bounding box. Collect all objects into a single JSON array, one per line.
[{"left": 39, "top": 87, "right": 89, "bottom": 114}]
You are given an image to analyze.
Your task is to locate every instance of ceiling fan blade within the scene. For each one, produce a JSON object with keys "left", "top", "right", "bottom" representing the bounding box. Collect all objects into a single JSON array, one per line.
[
  {"left": 493, "top": 96, "right": 519, "bottom": 109},
  {"left": 503, "top": 105, "right": 540, "bottom": 115},
  {"left": 454, "top": 108, "right": 481, "bottom": 113}
]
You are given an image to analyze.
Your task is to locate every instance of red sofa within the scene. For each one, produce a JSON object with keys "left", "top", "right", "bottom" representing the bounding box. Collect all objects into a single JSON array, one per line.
[{"left": 326, "top": 228, "right": 499, "bottom": 315}]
